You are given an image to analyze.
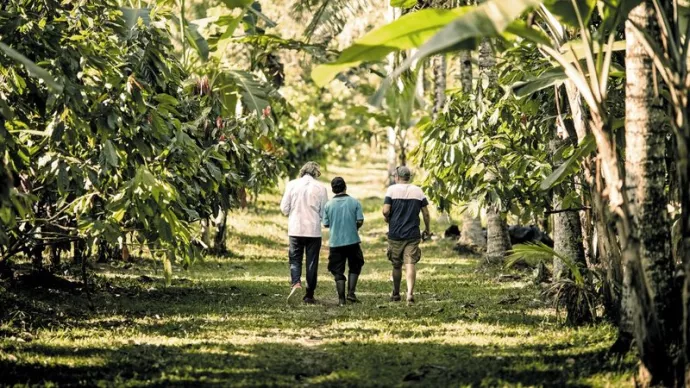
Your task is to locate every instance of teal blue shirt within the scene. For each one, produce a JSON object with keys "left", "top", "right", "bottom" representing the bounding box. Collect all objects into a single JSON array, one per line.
[{"left": 323, "top": 194, "right": 364, "bottom": 248}]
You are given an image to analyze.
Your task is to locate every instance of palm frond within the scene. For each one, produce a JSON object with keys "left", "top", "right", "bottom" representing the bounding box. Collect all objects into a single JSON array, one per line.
[
  {"left": 291, "top": 0, "right": 370, "bottom": 43},
  {"left": 506, "top": 242, "right": 584, "bottom": 284}
]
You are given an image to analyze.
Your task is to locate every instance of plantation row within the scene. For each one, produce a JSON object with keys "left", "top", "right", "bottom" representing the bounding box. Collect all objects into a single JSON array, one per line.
[
  {"left": 0, "top": 0, "right": 325, "bottom": 280},
  {"left": 312, "top": 0, "right": 690, "bottom": 385}
]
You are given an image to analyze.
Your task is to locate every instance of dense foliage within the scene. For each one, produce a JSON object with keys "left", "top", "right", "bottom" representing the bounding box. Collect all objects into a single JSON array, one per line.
[
  {"left": 417, "top": 45, "right": 555, "bottom": 224},
  {"left": 0, "top": 0, "right": 290, "bottom": 276}
]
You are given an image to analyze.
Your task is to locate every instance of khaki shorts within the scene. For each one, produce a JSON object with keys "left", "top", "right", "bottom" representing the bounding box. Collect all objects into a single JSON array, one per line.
[{"left": 387, "top": 238, "right": 421, "bottom": 268}]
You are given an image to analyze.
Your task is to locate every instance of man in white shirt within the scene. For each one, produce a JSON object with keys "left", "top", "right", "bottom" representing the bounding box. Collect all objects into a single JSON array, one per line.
[{"left": 280, "top": 162, "right": 329, "bottom": 304}]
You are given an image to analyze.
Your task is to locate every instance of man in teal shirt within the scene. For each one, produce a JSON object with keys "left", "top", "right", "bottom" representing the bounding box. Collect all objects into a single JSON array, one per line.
[{"left": 323, "top": 177, "right": 364, "bottom": 306}]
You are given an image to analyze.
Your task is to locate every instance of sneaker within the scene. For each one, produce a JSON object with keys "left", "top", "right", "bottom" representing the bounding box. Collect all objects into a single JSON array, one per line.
[
  {"left": 303, "top": 296, "right": 316, "bottom": 304},
  {"left": 390, "top": 293, "right": 401, "bottom": 302},
  {"left": 407, "top": 296, "right": 415, "bottom": 306},
  {"left": 287, "top": 282, "right": 302, "bottom": 303}
]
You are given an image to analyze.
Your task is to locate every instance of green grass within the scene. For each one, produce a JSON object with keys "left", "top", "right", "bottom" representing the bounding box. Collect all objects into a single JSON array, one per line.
[{"left": 0, "top": 157, "right": 635, "bottom": 387}]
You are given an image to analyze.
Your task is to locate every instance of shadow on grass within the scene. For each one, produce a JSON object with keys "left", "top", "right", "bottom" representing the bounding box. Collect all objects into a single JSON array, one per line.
[
  {"left": 0, "top": 339, "right": 631, "bottom": 387},
  {"left": 227, "top": 231, "right": 287, "bottom": 251}
]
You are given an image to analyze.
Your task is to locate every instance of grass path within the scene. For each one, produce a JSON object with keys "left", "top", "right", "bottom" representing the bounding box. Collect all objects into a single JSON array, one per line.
[{"left": 1, "top": 158, "right": 634, "bottom": 387}]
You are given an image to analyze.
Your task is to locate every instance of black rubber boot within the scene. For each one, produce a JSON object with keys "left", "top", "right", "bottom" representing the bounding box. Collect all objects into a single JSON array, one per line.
[
  {"left": 303, "top": 288, "right": 316, "bottom": 304},
  {"left": 347, "top": 273, "right": 359, "bottom": 303},
  {"left": 336, "top": 280, "right": 346, "bottom": 306},
  {"left": 391, "top": 268, "right": 402, "bottom": 302}
]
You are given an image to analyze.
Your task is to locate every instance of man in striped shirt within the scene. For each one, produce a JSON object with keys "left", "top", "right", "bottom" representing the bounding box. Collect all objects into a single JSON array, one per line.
[{"left": 382, "top": 166, "right": 431, "bottom": 305}]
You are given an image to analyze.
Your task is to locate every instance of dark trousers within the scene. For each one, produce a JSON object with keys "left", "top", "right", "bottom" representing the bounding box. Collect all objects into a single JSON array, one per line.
[
  {"left": 328, "top": 243, "right": 364, "bottom": 282},
  {"left": 289, "top": 236, "right": 321, "bottom": 296}
]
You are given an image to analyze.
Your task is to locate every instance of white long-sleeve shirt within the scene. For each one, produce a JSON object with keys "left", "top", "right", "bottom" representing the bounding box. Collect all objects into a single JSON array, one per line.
[{"left": 280, "top": 175, "right": 329, "bottom": 237}]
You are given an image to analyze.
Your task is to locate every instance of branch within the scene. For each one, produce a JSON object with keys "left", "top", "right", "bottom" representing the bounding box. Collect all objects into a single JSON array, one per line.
[{"left": 545, "top": 206, "right": 591, "bottom": 215}]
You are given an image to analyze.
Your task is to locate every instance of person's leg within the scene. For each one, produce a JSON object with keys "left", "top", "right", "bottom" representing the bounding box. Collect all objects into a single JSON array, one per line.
[
  {"left": 287, "top": 237, "right": 305, "bottom": 302},
  {"left": 346, "top": 244, "right": 364, "bottom": 302},
  {"left": 405, "top": 263, "right": 416, "bottom": 301},
  {"left": 403, "top": 239, "right": 422, "bottom": 304},
  {"left": 391, "top": 267, "right": 402, "bottom": 301},
  {"left": 328, "top": 247, "right": 347, "bottom": 305},
  {"left": 288, "top": 236, "right": 305, "bottom": 286},
  {"left": 387, "top": 240, "right": 403, "bottom": 301},
  {"left": 304, "top": 237, "right": 322, "bottom": 302}
]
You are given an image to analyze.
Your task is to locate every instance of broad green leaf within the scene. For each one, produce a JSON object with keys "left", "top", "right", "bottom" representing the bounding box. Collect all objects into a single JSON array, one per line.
[
  {"left": 103, "top": 140, "right": 119, "bottom": 167},
  {"left": 120, "top": 7, "right": 151, "bottom": 31},
  {"left": 186, "top": 20, "right": 210, "bottom": 61},
  {"left": 0, "top": 42, "right": 63, "bottom": 93},
  {"left": 512, "top": 67, "right": 567, "bottom": 98},
  {"left": 561, "top": 39, "right": 626, "bottom": 64},
  {"left": 394, "top": 0, "right": 541, "bottom": 79},
  {"left": 539, "top": 134, "right": 595, "bottom": 190},
  {"left": 0, "top": 99, "right": 12, "bottom": 119},
  {"left": 154, "top": 93, "right": 179, "bottom": 106},
  {"left": 543, "top": 0, "right": 596, "bottom": 27},
  {"left": 221, "top": 0, "right": 254, "bottom": 9},
  {"left": 503, "top": 21, "right": 552, "bottom": 46},
  {"left": 311, "top": 7, "right": 471, "bottom": 87},
  {"left": 391, "top": 0, "right": 418, "bottom": 9},
  {"left": 598, "top": 0, "right": 643, "bottom": 32},
  {"left": 216, "top": 15, "right": 245, "bottom": 54},
  {"left": 227, "top": 71, "right": 273, "bottom": 130}
]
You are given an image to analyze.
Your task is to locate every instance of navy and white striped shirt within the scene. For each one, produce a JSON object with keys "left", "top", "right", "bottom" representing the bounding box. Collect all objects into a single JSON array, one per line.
[{"left": 384, "top": 183, "right": 428, "bottom": 241}]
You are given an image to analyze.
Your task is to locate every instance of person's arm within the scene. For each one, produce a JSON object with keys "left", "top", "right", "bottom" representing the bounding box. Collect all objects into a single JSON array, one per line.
[
  {"left": 320, "top": 188, "right": 328, "bottom": 221},
  {"left": 356, "top": 201, "right": 364, "bottom": 229},
  {"left": 421, "top": 195, "right": 431, "bottom": 236},
  {"left": 280, "top": 182, "right": 292, "bottom": 216},
  {"left": 323, "top": 202, "right": 330, "bottom": 228},
  {"left": 382, "top": 188, "right": 392, "bottom": 223},
  {"left": 421, "top": 206, "right": 431, "bottom": 234},
  {"left": 382, "top": 204, "right": 391, "bottom": 223}
]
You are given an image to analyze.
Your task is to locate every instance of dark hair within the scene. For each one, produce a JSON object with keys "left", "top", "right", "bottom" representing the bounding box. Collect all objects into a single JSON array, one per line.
[{"left": 331, "top": 177, "right": 346, "bottom": 194}]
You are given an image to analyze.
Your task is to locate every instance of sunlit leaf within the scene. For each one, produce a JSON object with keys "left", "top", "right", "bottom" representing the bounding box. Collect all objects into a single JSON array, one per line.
[
  {"left": 311, "top": 7, "right": 471, "bottom": 87},
  {"left": 391, "top": 0, "right": 417, "bottom": 9},
  {"left": 0, "top": 42, "right": 63, "bottom": 93},
  {"left": 512, "top": 67, "right": 567, "bottom": 98},
  {"left": 539, "top": 134, "right": 595, "bottom": 190}
]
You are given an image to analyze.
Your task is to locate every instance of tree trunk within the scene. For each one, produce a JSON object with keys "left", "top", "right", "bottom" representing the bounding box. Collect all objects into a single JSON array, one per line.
[
  {"left": 200, "top": 218, "right": 212, "bottom": 249},
  {"left": 485, "top": 206, "right": 511, "bottom": 264},
  {"left": 458, "top": 51, "right": 472, "bottom": 92},
  {"left": 625, "top": 3, "right": 677, "bottom": 384},
  {"left": 564, "top": 81, "right": 623, "bottom": 323},
  {"left": 213, "top": 208, "right": 228, "bottom": 254},
  {"left": 459, "top": 211, "right": 486, "bottom": 250},
  {"left": 432, "top": 55, "right": 446, "bottom": 120},
  {"left": 550, "top": 134, "right": 586, "bottom": 280},
  {"left": 385, "top": 3, "right": 400, "bottom": 186},
  {"left": 478, "top": 39, "right": 496, "bottom": 84},
  {"left": 457, "top": 39, "right": 485, "bottom": 248}
]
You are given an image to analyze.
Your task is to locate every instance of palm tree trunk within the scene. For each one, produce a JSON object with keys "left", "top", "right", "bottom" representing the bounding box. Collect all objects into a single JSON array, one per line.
[
  {"left": 478, "top": 39, "right": 496, "bottom": 84},
  {"left": 477, "top": 36, "right": 506, "bottom": 260},
  {"left": 486, "top": 206, "right": 510, "bottom": 264},
  {"left": 458, "top": 51, "right": 472, "bottom": 92},
  {"left": 431, "top": 55, "right": 446, "bottom": 120},
  {"left": 457, "top": 42, "right": 485, "bottom": 249},
  {"left": 624, "top": 2, "right": 676, "bottom": 384},
  {"left": 564, "top": 81, "right": 623, "bottom": 323},
  {"left": 550, "top": 139, "right": 586, "bottom": 279},
  {"left": 386, "top": 3, "right": 401, "bottom": 184}
]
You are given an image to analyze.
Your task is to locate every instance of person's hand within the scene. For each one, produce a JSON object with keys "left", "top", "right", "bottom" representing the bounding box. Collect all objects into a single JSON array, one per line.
[{"left": 422, "top": 230, "right": 432, "bottom": 241}]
